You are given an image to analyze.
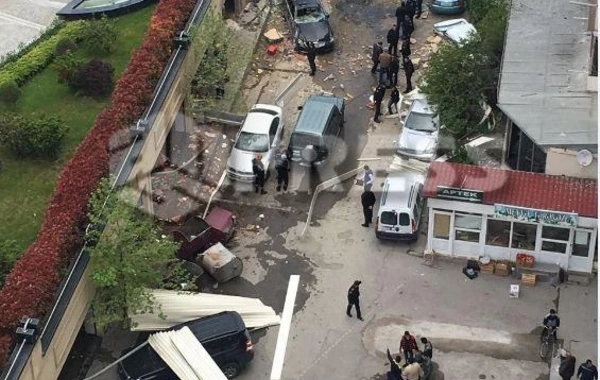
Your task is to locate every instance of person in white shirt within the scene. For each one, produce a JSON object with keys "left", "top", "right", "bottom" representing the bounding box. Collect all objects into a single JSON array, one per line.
[{"left": 363, "top": 165, "right": 374, "bottom": 191}]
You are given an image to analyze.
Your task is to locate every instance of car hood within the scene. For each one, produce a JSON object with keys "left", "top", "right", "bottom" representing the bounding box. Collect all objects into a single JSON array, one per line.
[
  {"left": 227, "top": 148, "right": 266, "bottom": 174},
  {"left": 433, "top": 19, "right": 477, "bottom": 46},
  {"left": 296, "top": 21, "right": 331, "bottom": 42},
  {"left": 399, "top": 128, "right": 439, "bottom": 153}
]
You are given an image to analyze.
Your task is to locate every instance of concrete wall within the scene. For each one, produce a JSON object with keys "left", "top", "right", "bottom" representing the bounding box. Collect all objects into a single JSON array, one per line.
[{"left": 545, "top": 148, "right": 598, "bottom": 180}]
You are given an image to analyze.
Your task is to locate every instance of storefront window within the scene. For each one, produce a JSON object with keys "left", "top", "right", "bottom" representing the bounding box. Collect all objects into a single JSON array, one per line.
[
  {"left": 573, "top": 230, "right": 591, "bottom": 257},
  {"left": 511, "top": 222, "right": 536, "bottom": 250},
  {"left": 486, "top": 220, "right": 511, "bottom": 247},
  {"left": 454, "top": 213, "right": 481, "bottom": 243},
  {"left": 541, "top": 241, "right": 567, "bottom": 253},
  {"left": 541, "top": 225, "right": 570, "bottom": 254},
  {"left": 433, "top": 213, "right": 450, "bottom": 240}
]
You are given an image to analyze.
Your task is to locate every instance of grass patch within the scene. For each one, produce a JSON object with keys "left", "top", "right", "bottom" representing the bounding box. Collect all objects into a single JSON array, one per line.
[{"left": 0, "top": 5, "right": 155, "bottom": 253}]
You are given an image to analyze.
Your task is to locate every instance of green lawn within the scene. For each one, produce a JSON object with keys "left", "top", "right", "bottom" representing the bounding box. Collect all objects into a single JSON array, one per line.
[{"left": 0, "top": 5, "right": 155, "bottom": 254}]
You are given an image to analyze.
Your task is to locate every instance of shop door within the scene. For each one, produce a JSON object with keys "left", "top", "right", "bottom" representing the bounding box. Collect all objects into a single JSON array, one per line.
[
  {"left": 568, "top": 229, "right": 596, "bottom": 273},
  {"left": 431, "top": 211, "right": 451, "bottom": 254}
]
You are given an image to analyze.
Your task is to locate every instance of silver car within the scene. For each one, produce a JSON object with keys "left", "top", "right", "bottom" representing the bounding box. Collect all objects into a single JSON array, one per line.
[
  {"left": 396, "top": 98, "right": 440, "bottom": 162},
  {"left": 433, "top": 18, "right": 477, "bottom": 47},
  {"left": 226, "top": 105, "right": 284, "bottom": 182}
]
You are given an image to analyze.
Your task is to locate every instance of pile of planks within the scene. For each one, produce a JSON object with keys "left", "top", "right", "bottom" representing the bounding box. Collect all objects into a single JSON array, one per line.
[
  {"left": 521, "top": 273, "right": 537, "bottom": 287},
  {"left": 495, "top": 261, "right": 511, "bottom": 276},
  {"left": 480, "top": 260, "right": 496, "bottom": 275}
]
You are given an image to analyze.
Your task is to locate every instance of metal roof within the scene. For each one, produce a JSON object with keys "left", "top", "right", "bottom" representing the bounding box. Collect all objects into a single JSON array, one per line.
[
  {"left": 294, "top": 95, "right": 342, "bottom": 135},
  {"left": 497, "top": 0, "right": 598, "bottom": 151}
]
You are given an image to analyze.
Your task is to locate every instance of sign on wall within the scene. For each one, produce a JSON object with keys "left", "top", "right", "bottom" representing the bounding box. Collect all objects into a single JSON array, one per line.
[
  {"left": 493, "top": 204, "right": 578, "bottom": 227},
  {"left": 436, "top": 186, "right": 484, "bottom": 203}
]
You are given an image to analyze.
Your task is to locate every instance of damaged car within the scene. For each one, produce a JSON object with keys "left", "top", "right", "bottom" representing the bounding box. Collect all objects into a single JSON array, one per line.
[{"left": 284, "top": 0, "right": 335, "bottom": 52}]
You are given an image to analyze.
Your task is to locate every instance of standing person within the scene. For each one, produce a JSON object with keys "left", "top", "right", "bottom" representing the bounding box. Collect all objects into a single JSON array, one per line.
[
  {"left": 373, "top": 84, "right": 386, "bottom": 123},
  {"left": 406, "top": 0, "right": 416, "bottom": 25},
  {"left": 387, "top": 24, "right": 399, "bottom": 56},
  {"left": 421, "top": 355, "right": 433, "bottom": 380},
  {"left": 395, "top": 2, "right": 407, "bottom": 39},
  {"left": 415, "top": 0, "right": 423, "bottom": 19},
  {"left": 402, "top": 56, "right": 415, "bottom": 94},
  {"left": 275, "top": 151, "right": 290, "bottom": 191},
  {"left": 389, "top": 55, "right": 400, "bottom": 88},
  {"left": 401, "top": 38, "right": 411, "bottom": 59},
  {"left": 378, "top": 50, "right": 392, "bottom": 86},
  {"left": 578, "top": 360, "right": 598, "bottom": 380},
  {"left": 361, "top": 189, "right": 376, "bottom": 227},
  {"left": 402, "top": 358, "right": 424, "bottom": 380},
  {"left": 399, "top": 331, "right": 418, "bottom": 363},
  {"left": 371, "top": 42, "right": 384, "bottom": 74},
  {"left": 559, "top": 351, "right": 576, "bottom": 380},
  {"left": 346, "top": 280, "right": 363, "bottom": 321},
  {"left": 307, "top": 42, "right": 317, "bottom": 76},
  {"left": 252, "top": 154, "right": 267, "bottom": 194},
  {"left": 388, "top": 86, "right": 400, "bottom": 115},
  {"left": 363, "top": 165, "right": 374, "bottom": 191},
  {"left": 420, "top": 337, "right": 433, "bottom": 359},
  {"left": 386, "top": 348, "right": 402, "bottom": 380},
  {"left": 402, "top": 16, "right": 415, "bottom": 41}
]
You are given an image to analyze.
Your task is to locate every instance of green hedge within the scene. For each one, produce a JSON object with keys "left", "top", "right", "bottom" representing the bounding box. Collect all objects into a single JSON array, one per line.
[{"left": 0, "top": 21, "right": 86, "bottom": 87}]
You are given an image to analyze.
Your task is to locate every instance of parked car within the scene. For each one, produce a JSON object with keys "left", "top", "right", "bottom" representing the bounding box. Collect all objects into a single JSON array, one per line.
[
  {"left": 288, "top": 94, "right": 344, "bottom": 166},
  {"left": 433, "top": 18, "right": 477, "bottom": 46},
  {"left": 429, "top": 0, "right": 465, "bottom": 15},
  {"left": 117, "top": 311, "right": 254, "bottom": 380},
  {"left": 375, "top": 176, "right": 425, "bottom": 241},
  {"left": 226, "top": 105, "right": 284, "bottom": 182},
  {"left": 283, "top": 0, "right": 334, "bottom": 52},
  {"left": 396, "top": 98, "right": 440, "bottom": 162}
]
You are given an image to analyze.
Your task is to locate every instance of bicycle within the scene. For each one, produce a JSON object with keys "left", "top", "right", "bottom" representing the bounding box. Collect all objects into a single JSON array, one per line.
[{"left": 539, "top": 326, "right": 558, "bottom": 361}]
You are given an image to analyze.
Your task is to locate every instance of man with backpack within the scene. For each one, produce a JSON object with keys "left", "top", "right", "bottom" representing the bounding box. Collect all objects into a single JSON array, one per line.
[{"left": 275, "top": 149, "right": 290, "bottom": 191}]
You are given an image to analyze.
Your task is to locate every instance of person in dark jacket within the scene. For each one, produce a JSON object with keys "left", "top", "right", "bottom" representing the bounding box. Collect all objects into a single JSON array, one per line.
[
  {"left": 307, "top": 42, "right": 317, "bottom": 76},
  {"left": 387, "top": 24, "right": 399, "bottom": 56},
  {"left": 371, "top": 42, "right": 383, "bottom": 74},
  {"left": 402, "top": 16, "right": 414, "bottom": 41},
  {"left": 346, "top": 280, "right": 363, "bottom": 320},
  {"left": 386, "top": 348, "right": 402, "bottom": 380},
  {"left": 420, "top": 337, "right": 433, "bottom": 359},
  {"left": 401, "top": 38, "right": 411, "bottom": 59},
  {"left": 389, "top": 55, "right": 400, "bottom": 88},
  {"left": 361, "top": 190, "right": 376, "bottom": 227},
  {"left": 399, "top": 331, "right": 418, "bottom": 363},
  {"left": 402, "top": 56, "right": 415, "bottom": 94},
  {"left": 542, "top": 309, "right": 560, "bottom": 341},
  {"left": 406, "top": 0, "right": 416, "bottom": 24},
  {"left": 578, "top": 360, "right": 598, "bottom": 380},
  {"left": 415, "top": 0, "right": 423, "bottom": 19},
  {"left": 275, "top": 151, "right": 290, "bottom": 191},
  {"left": 252, "top": 154, "right": 267, "bottom": 194},
  {"left": 395, "top": 2, "right": 407, "bottom": 38},
  {"left": 559, "top": 351, "right": 576, "bottom": 380},
  {"left": 388, "top": 87, "right": 400, "bottom": 115},
  {"left": 373, "top": 84, "right": 386, "bottom": 123}
]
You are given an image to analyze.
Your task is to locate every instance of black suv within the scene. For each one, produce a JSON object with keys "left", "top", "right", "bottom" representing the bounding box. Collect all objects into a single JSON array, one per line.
[
  {"left": 117, "top": 311, "right": 254, "bottom": 380},
  {"left": 288, "top": 94, "right": 344, "bottom": 166},
  {"left": 283, "top": 0, "right": 334, "bottom": 52}
]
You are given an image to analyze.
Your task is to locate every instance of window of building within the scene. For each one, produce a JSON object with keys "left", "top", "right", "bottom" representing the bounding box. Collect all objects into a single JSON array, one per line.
[
  {"left": 433, "top": 213, "right": 450, "bottom": 240},
  {"left": 505, "top": 123, "right": 547, "bottom": 173},
  {"left": 454, "top": 213, "right": 482, "bottom": 243},
  {"left": 541, "top": 225, "right": 570, "bottom": 254},
  {"left": 591, "top": 36, "right": 598, "bottom": 77},
  {"left": 511, "top": 222, "right": 536, "bottom": 250},
  {"left": 573, "top": 230, "right": 592, "bottom": 257},
  {"left": 486, "top": 220, "right": 511, "bottom": 247}
]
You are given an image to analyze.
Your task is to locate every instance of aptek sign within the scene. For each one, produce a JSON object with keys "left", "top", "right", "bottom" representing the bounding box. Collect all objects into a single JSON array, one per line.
[{"left": 436, "top": 186, "right": 484, "bottom": 203}]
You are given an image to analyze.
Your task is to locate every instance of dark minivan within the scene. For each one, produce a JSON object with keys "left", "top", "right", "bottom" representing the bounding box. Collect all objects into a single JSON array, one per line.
[
  {"left": 117, "top": 311, "right": 254, "bottom": 380},
  {"left": 288, "top": 94, "right": 344, "bottom": 166}
]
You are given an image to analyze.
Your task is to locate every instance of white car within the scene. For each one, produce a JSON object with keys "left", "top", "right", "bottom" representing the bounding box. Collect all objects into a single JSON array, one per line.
[
  {"left": 226, "top": 105, "right": 284, "bottom": 182},
  {"left": 433, "top": 18, "right": 477, "bottom": 46},
  {"left": 396, "top": 98, "right": 440, "bottom": 162}
]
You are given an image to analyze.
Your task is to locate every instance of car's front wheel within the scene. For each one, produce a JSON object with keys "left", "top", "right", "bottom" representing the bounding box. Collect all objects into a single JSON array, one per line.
[{"left": 221, "top": 362, "right": 241, "bottom": 379}]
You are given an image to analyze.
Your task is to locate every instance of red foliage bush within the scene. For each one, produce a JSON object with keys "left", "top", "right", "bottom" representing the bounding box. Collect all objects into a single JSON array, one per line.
[{"left": 0, "top": 0, "right": 196, "bottom": 364}]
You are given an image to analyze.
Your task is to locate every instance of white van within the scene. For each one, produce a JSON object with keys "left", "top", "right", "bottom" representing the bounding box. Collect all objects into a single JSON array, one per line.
[{"left": 375, "top": 176, "right": 425, "bottom": 241}]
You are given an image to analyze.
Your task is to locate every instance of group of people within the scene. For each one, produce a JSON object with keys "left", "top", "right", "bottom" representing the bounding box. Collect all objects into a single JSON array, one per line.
[
  {"left": 558, "top": 349, "right": 598, "bottom": 380},
  {"left": 386, "top": 331, "right": 434, "bottom": 380},
  {"left": 251, "top": 147, "right": 291, "bottom": 194}
]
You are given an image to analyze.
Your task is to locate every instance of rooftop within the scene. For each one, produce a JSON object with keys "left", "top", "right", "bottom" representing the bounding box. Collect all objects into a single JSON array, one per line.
[
  {"left": 423, "top": 162, "right": 598, "bottom": 217},
  {"left": 497, "top": 0, "right": 598, "bottom": 152}
]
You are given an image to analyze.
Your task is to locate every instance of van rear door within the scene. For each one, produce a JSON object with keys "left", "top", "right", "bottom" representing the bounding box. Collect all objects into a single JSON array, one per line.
[{"left": 379, "top": 211, "right": 398, "bottom": 232}]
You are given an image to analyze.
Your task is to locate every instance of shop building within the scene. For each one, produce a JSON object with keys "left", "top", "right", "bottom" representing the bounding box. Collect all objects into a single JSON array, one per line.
[{"left": 423, "top": 162, "right": 598, "bottom": 273}]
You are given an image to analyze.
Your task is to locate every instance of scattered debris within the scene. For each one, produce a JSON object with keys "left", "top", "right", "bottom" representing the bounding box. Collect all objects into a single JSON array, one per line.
[
  {"left": 324, "top": 74, "right": 335, "bottom": 81},
  {"left": 264, "top": 28, "right": 284, "bottom": 42}
]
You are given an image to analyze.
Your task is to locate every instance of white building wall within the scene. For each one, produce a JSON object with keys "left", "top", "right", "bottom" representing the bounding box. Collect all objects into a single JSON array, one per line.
[{"left": 545, "top": 148, "right": 598, "bottom": 179}]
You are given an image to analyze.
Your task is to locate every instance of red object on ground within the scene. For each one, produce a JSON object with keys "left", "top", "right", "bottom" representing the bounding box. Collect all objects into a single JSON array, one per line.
[
  {"left": 267, "top": 44, "right": 278, "bottom": 55},
  {"left": 423, "top": 162, "right": 597, "bottom": 217}
]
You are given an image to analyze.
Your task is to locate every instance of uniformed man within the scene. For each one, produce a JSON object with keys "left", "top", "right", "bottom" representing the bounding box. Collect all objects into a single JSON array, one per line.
[
  {"left": 402, "top": 56, "right": 415, "bottom": 94},
  {"left": 307, "top": 42, "right": 317, "bottom": 76},
  {"left": 346, "top": 280, "right": 363, "bottom": 320},
  {"left": 373, "top": 84, "right": 386, "bottom": 123}
]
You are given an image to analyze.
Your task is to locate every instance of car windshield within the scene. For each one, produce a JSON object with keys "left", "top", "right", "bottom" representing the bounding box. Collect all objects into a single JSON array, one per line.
[
  {"left": 290, "top": 133, "right": 320, "bottom": 149},
  {"left": 380, "top": 211, "right": 397, "bottom": 225},
  {"left": 405, "top": 112, "right": 438, "bottom": 132},
  {"left": 296, "top": 6, "right": 326, "bottom": 23},
  {"left": 235, "top": 131, "right": 269, "bottom": 152}
]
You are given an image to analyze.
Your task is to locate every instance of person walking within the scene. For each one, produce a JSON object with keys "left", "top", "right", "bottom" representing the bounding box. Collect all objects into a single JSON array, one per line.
[
  {"left": 420, "top": 337, "right": 433, "bottom": 359},
  {"left": 378, "top": 50, "right": 392, "bottom": 86},
  {"left": 388, "top": 86, "right": 400, "bottom": 115},
  {"left": 387, "top": 24, "right": 399, "bottom": 56},
  {"left": 307, "top": 42, "right": 317, "bottom": 76},
  {"left": 415, "top": 0, "right": 423, "bottom": 19},
  {"left": 252, "top": 154, "right": 267, "bottom": 194},
  {"left": 371, "top": 42, "right": 383, "bottom": 74},
  {"left": 389, "top": 55, "right": 400, "bottom": 88},
  {"left": 373, "top": 84, "right": 386, "bottom": 123},
  {"left": 401, "top": 38, "right": 411, "bottom": 59},
  {"left": 395, "top": 2, "right": 407, "bottom": 39},
  {"left": 402, "top": 358, "right": 424, "bottom": 380},
  {"left": 399, "top": 331, "right": 418, "bottom": 363},
  {"left": 402, "top": 16, "right": 414, "bottom": 41},
  {"left": 559, "top": 350, "right": 576, "bottom": 380},
  {"left": 363, "top": 165, "right": 374, "bottom": 192},
  {"left": 406, "top": 0, "right": 416, "bottom": 25},
  {"left": 275, "top": 151, "right": 290, "bottom": 191},
  {"left": 361, "top": 189, "right": 376, "bottom": 227},
  {"left": 386, "top": 348, "right": 402, "bottom": 380},
  {"left": 346, "top": 280, "right": 363, "bottom": 321},
  {"left": 402, "top": 56, "right": 415, "bottom": 94},
  {"left": 578, "top": 360, "right": 598, "bottom": 380}
]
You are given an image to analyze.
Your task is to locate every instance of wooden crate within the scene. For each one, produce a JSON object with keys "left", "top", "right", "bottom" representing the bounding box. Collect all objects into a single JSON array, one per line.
[
  {"left": 495, "top": 261, "right": 511, "bottom": 276},
  {"left": 480, "top": 261, "right": 496, "bottom": 274},
  {"left": 521, "top": 273, "right": 536, "bottom": 287}
]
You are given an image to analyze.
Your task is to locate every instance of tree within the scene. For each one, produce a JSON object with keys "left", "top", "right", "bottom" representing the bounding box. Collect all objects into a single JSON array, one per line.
[
  {"left": 0, "top": 80, "right": 21, "bottom": 105},
  {"left": 82, "top": 15, "right": 117, "bottom": 55},
  {"left": 0, "top": 113, "right": 67, "bottom": 159},
  {"left": 70, "top": 58, "right": 115, "bottom": 97},
  {"left": 86, "top": 179, "right": 180, "bottom": 330}
]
